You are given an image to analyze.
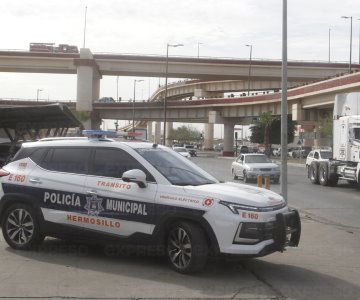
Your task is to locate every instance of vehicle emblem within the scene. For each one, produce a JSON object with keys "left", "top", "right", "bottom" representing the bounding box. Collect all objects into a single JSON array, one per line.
[
  {"left": 84, "top": 194, "right": 104, "bottom": 216},
  {"left": 203, "top": 198, "right": 214, "bottom": 207}
]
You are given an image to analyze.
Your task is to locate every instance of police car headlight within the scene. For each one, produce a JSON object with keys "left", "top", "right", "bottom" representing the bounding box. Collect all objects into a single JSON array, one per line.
[
  {"left": 219, "top": 200, "right": 260, "bottom": 214},
  {"left": 219, "top": 200, "right": 286, "bottom": 214}
]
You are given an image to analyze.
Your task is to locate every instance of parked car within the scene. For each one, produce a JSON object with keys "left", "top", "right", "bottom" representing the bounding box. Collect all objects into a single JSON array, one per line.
[
  {"left": 214, "top": 143, "right": 223, "bottom": 152},
  {"left": 231, "top": 153, "right": 280, "bottom": 184},
  {"left": 306, "top": 149, "right": 333, "bottom": 172},
  {"left": 234, "top": 145, "right": 249, "bottom": 155},
  {"left": 184, "top": 144, "right": 197, "bottom": 157},
  {"left": 292, "top": 146, "right": 312, "bottom": 158},
  {"left": 173, "top": 147, "right": 191, "bottom": 158},
  {"left": 272, "top": 147, "right": 281, "bottom": 157}
]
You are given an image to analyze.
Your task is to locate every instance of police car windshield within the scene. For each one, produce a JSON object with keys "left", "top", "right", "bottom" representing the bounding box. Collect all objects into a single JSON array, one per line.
[{"left": 135, "top": 148, "right": 217, "bottom": 186}]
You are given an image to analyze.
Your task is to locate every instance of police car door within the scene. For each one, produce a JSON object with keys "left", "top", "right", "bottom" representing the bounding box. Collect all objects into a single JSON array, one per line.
[
  {"left": 29, "top": 147, "right": 89, "bottom": 228},
  {"left": 81, "top": 147, "right": 157, "bottom": 238}
]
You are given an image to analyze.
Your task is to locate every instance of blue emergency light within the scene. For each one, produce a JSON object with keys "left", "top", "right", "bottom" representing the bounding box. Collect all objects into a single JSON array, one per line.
[{"left": 82, "top": 130, "right": 117, "bottom": 138}]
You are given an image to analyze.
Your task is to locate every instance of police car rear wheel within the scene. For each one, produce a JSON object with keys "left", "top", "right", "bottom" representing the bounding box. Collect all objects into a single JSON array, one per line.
[
  {"left": 167, "top": 221, "right": 208, "bottom": 274},
  {"left": 2, "top": 204, "right": 43, "bottom": 250}
]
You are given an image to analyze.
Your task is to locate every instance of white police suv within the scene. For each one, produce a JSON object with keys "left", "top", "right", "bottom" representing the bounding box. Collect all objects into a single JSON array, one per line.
[{"left": 0, "top": 131, "right": 300, "bottom": 274}]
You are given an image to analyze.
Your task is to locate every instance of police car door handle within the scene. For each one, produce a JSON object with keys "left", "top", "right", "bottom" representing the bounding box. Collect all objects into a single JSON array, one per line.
[
  {"left": 29, "top": 178, "right": 42, "bottom": 184},
  {"left": 86, "top": 190, "right": 97, "bottom": 196}
]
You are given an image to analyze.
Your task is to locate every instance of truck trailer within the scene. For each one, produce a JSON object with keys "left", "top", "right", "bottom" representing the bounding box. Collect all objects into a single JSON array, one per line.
[{"left": 308, "top": 92, "right": 360, "bottom": 188}]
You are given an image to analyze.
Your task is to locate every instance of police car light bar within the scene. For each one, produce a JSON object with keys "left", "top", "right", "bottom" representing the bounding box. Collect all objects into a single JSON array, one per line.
[{"left": 82, "top": 130, "right": 117, "bottom": 138}]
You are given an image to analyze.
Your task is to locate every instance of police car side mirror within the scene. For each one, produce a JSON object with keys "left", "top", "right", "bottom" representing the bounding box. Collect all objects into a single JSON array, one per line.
[{"left": 122, "top": 169, "right": 148, "bottom": 188}]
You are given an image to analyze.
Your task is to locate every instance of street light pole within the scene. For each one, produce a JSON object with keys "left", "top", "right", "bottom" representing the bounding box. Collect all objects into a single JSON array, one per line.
[
  {"left": 328, "top": 28, "right": 331, "bottom": 63},
  {"left": 36, "top": 89, "right": 43, "bottom": 102},
  {"left": 358, "top": 19, "right": 360, "bottom": 64},
  {"left": 163, "top": 43, "right": 183, "bottom": 145},
  {"left": 281, "top": 0, "right": 288, "bottom": 203},
  {"left": 83, "top": 6, "right": 87, "bottom": 48},
  {"left": 341, "top": 15, "right": 353, "bottom": 73},
  {"left": 197, "top": 42, "right": 203, "bottom": 58},
  {"left": 132, "top": 79, "right": 144, "bottom": 132},
  {"left": 116, "top": 76, "right": 119, "bottom": 101},
  {"left": 245, "top": 44, "right": 252, "bottom": 96}
]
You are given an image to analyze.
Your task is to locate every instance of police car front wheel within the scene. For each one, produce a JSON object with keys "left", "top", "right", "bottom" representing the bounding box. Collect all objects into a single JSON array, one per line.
[
  {"left": 166, "top": 221, "right": 208, "bottom": 274},
  {"left": 2, "top": 203, "right": 44, "bottom": 250}
]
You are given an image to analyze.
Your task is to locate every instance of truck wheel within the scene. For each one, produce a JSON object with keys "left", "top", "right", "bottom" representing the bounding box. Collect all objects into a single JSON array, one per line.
[
  {"left": 309, "top": 162, "right": 319, "bottom": 184},
  {"left": 1, "top": 203, "right": 44, "bottom": 250},
  {"left": 166, "top": 221, "right": 208, "bottom": 274},
  {"left": 328, "top": 174, "right": 339, "bottom": 187},
  {"left": 319, "top": 163, "right": 328, "bottom": 186}
]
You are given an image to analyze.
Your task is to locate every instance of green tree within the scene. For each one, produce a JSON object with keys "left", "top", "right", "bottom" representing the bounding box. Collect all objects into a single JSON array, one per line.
[
  {"left": 249, "top": 115, "right": 297, "bottom": 154},
  {"left": 316, "top": 112, "right": 333, "bottom": 139},
  {"left": 168, "top": 125, "right": 202, "bottom": 143},
  {"left": 258, "top": 111, "right": 275, "bottom": 155}
]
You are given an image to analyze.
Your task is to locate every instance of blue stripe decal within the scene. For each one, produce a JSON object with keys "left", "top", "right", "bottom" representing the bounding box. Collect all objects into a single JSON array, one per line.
[{"left": 2, "top": 183, "right": 205, "bottom": 225}]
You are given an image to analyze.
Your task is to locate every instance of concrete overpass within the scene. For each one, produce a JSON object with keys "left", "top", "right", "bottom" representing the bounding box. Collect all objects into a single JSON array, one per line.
[
  {"left": 0, "top": 49, "right": 358, "bottom": 81},
  {"left": 1, "top": 71, "right": 359, "bottom": 155}
]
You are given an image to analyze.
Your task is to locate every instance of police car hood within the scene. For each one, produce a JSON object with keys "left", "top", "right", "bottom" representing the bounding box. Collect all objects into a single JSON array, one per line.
[{"left": 187, "top": 182, "right": 285, "bottom": 207}]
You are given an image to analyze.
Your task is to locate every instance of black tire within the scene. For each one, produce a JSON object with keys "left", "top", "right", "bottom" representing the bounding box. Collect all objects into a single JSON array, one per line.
[
  {"left": 243, "top": 170, "right": 248, "bottom": 183},
  {"left": 232, "top": 169, "right": 237, "bottom": 180},
  {"left": 328, "top": 174, "right": 339, "bottom": 187},
  {"left": 1, "top": 203, "right": 44, "bottom": 250},
  {"left": 309, "top": 162, "right": 319, "bottom": 184},
  {"left": 166, "top": 221, "right": 208, "bottom": 274},
  {"left": 273, "top": 178, "right": 280, "bottom": 184},
  {"left": 318, "top": 163, "right": 328, "bottom": 186}
]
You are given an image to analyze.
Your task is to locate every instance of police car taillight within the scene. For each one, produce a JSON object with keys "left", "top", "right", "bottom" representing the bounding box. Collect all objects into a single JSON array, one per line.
[{"left": 0, "top": 169, "right": 10, "bottom": 177}]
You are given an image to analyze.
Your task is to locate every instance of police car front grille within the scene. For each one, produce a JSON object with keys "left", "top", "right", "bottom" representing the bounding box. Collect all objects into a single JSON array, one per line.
[{"left": 234, "top": 221, "right": 276, "bottom": 245}]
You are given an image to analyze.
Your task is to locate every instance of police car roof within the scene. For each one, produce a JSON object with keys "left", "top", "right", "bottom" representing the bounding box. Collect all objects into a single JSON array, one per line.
[{"left": 21, "top": 137, "right": 164, "bottom": 150}]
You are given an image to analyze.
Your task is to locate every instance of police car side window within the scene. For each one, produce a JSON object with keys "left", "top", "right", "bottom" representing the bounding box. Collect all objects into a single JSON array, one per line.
[
  {"left": 40, "top": 147, "right": 89, "bottom": 174},
  {"left": 11, "top": 147, "right": 47, "bottom": 164},
  {"left": 90, "top": 148, "right": 155, "bottom": 182}
]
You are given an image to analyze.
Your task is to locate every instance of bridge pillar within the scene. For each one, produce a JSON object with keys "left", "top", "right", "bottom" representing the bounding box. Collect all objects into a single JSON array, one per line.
[
  {"left": 223, "top": 121, "right": 235, "bottom": 157},
  {"left": 203, "top": 123, "right": 214, "bottom": 150},
  {"left": 154, "top": 122, "right": 161, "bottom": 144},
  {"left": 75, "top": 48, "right": 102, "bottom": 130},
  {"left": 291, "top": 102, "right": 305, "bottom": 121},
  {"left": 147, "top": 122, "right": 152, "bottom": 141},
  {"left": 165, "top": 122, "right": 173, "bottom": 146}
]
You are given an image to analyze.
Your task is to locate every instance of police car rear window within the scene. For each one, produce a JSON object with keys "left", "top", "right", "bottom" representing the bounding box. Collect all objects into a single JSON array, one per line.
[
  {"left": 40, "top": 147, "right": 89, "bottom": 174},
  {"left": 12, "top": 147, "right": 47, "bottom": 164}
]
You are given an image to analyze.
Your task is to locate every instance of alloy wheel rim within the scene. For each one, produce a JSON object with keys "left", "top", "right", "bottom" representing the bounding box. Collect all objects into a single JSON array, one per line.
[
  {"left": 168, "top": 227, "right": 192, "bottom": 269},
  {"left": 6, "top": 209, "right": 34, "bottom": 245}
]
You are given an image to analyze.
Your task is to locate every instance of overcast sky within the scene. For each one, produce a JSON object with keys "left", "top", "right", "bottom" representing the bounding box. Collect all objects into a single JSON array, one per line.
[{"left": 0, "top": 0, "right": 359, "bottom": 133}]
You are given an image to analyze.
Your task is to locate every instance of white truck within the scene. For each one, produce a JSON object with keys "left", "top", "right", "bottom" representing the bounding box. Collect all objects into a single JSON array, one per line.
[{"left": 308, "top": 92, "right": 360, "bottom": 188}]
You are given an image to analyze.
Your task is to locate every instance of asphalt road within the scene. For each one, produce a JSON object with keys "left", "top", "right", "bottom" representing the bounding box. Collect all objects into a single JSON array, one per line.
[
  {"left": 191, "top": 155, "right": 360, "bottom": 229},
  {"left": 0, "top": 155, "right": 359, "bottom": 300}
]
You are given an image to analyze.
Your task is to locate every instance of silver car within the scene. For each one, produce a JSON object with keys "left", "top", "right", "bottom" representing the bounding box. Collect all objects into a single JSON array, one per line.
[
  {"left": 231, "top": 153, "right": 280, "bottom": 184},
  {"left": 173, "top": 147, "right": 191, "bottom": 158}
]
